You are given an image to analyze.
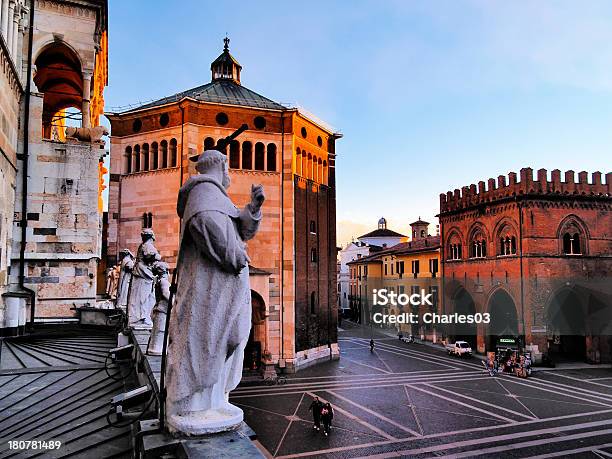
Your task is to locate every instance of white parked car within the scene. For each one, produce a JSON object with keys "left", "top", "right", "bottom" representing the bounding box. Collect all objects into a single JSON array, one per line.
[{"left": 445, "top": 341, "right": 473, "bottom": 357}]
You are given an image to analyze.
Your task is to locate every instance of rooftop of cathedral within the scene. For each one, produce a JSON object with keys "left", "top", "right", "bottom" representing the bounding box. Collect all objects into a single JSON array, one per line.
[{"left": 112, "top": 38, "right": 287, "bottom": 114}]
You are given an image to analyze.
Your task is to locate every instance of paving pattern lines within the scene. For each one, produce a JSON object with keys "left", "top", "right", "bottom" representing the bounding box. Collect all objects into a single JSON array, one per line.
[
  {"left": 348, "top": 338, "right": 484, "bottom": 372},
  {"left": 274, "top": 411, "right": 612, "bottom": 459},
  {"left": 351, "top": 424, "right": 612, "bottom": 459},
  {"left": 537, "top": 371, "right": 612, "bottom": 393},
  {"left": 340, "top": 338, "right": 468, "bottom": 371},
  {"left": 231, "top": 373, "right": 490, "bottom": 399}
]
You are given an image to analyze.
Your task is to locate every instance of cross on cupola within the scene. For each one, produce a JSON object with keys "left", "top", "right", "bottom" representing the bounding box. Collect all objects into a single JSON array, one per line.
[{"left": 210, "top": 36, "right": 242, "bottom": 84}]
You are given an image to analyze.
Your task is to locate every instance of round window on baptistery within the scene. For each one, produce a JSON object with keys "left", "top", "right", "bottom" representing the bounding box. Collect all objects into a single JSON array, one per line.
[
  {"left": 132, "top": 119, "right": 142, "bottom": 133},
  {"left": 301, "top": 127, "right": 307, "bottom": 138},
  {"left": 159, "top": 113, "right": 169, "bottom": 127},
  {"left": 317, "top": 135, "right": 323, "bottom": 147},
  {"left": 254, "top": 116, "right": 266, "bottom": 130},
  {"left": 216, "top": 112, "right": 229, "bottom": 126}
]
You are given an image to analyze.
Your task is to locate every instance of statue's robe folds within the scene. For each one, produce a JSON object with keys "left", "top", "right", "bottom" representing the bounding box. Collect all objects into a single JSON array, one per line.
[
  {"left": 167, "top": 175, "right": 260, "bottom": 403},
  {"left": 117, "top": 256, "right": 134, "bottom": 307}
]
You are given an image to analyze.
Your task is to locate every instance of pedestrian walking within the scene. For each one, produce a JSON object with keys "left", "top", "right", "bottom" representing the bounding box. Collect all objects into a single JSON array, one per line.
[
  {"left": 321, "top": 402, "right": 334, "bottom": 436},
  {"left": 308, "top": 397, "right": 323, "bottom": 431},
  {"left": 370, "top": 338, "right": 375, "bottom": 352}
]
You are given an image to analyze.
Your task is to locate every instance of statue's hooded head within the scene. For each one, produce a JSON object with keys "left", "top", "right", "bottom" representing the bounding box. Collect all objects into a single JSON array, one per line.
[
  {"left": 152, "top": 261, "right": 169, "bottom": 277},
  {"left": 141, "top": 229, "right": 155, "bottom": 242},
  {"left": 120, "top": 248, "right": 134, "bottom": 259},
  {"left": 195, "top": 150, "right": 230, "bottom": 189}
]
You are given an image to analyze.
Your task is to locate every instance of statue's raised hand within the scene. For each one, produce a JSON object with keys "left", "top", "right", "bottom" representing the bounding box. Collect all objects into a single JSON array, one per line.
[{"left": 250, "top": 184, "right": 265, "bottom": 210}]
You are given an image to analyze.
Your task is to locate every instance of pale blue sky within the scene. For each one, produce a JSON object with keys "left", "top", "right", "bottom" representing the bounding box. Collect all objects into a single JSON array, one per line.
[{"left": 104, "top": 1, "right": 612, "bottom": 245}]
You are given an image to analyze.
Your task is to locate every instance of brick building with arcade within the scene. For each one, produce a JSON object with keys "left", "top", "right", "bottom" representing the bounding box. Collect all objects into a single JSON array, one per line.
[
  {"left": 439, "top": 168, "right": 612, "bottom": 363},
  {"left": 105, "top": 39, "right": 341, "bottom": 373}
]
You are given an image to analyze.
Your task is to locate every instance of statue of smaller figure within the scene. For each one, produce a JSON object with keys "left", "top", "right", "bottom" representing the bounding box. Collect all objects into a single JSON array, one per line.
[
  {"left": 147, "top": 261, "right": 171, "bottom": 356},
  {"left": 127, "top": 229, "right": 161, "bottom": 328},
  {"left": 116, "top": 249, "right": 135, "bottom": 309},
  {"left": 147, "top": 261, "right": 170, "bottom": 355},
  {"left": 106, "top": 265, "right": 120, "bottom": 299}
]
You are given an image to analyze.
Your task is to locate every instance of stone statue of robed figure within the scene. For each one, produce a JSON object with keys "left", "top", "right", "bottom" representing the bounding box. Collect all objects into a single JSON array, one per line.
[{"left": 165, "top": 149, "right": 264, "bottom": 435}]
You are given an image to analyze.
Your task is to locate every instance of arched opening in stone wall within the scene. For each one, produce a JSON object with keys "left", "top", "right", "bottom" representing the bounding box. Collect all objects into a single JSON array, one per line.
[
  {"left": 452, "top": 287, "right": 476, "bottom": 349},
  {"left": 142, "top": 143, "right": 150, "bottom": 171},
  {"left": 244, "top": 290, "right": 266, "bottom": 371},
  {"left": 229, "top": 140, "right": 240, "bottom": 169},
  {"left": 160, "top": 140, "right": 168, "bottom": 168},
  {"left": 254, "top": 142, "right": 265, "bottom": 171},
  {"left": 242, "top": 141, "right": 253, "bottom": 170},
  {"left": 487, "top": 289, "right": 519, "bottom": 352},
  {"left": 267, "top": 144, "right": 276, "bottom": 171},
  {"left": 547, "top": 289, "right": 587, "bottom": 362},
  {"left": 169, "top": 139, "right": 177, "bottom": 167},
  {"left": 151, "top": 142, "right": 159, "bottom": 170},
  {"left": 124, "top": 146, "right": 132, "bottom": 174},
  {"left": 34, "top": 42, "right": 84, "bottom": 139}
]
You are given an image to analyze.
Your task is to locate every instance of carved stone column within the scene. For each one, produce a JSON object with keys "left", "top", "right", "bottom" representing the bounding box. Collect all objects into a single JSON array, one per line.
[
  {"left": 6, "top": 0, "right": 14, "bottom": 53},
  {"left": 82, "top": 71, "right": 92, "bottom": 128},
  {"left": 0, "top": 0, "right": 5, "bottom": 37},
  {"left": 10, "top": 3, "right": 18, "bottom": 57}
]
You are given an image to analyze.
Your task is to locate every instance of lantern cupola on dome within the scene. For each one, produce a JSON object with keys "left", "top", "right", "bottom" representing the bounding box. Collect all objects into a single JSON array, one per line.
[{"left": 211, "top": 37, "right": 242, "bottom": 84}]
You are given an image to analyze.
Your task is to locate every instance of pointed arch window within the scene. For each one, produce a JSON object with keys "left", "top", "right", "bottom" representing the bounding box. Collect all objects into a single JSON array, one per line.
[
  {"left": 310, "top": 292, "right": 316, "bottom": 315},
  {"left": 470, "top": 231, "right": 487, "bottom": 258},
  {"left": 563, "top": 232, "right": 582, "bottom": 255}
]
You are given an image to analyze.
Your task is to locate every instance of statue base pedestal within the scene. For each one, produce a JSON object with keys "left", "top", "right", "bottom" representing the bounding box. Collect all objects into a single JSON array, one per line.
[
  {"left": 139, "top": 419, "right": 264, "bottom": 458},
  {"left": 167, "top": 404, "right": 244, "bottom": 435}
]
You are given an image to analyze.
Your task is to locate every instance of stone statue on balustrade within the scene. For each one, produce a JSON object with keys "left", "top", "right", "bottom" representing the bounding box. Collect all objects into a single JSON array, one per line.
[
  {"left": 105, "top": 265, "right": 120, "bottom": 299},
  {"left": 116, "top": 249, "right": 135, "bottom": 309},
  {"left": 127, "top": 229, "right": 161, "bottom": 328},
  {"left": 147, "top": 261, "right": 171, "bottom": 356},
  {"left": 165, "top": 149, "right": 265, "bottom": 435}
]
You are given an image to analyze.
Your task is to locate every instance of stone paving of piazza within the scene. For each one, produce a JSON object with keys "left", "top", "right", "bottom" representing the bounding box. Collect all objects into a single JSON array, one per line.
[{"left": 234, "top": 321, "right": 612, "bottom": 458}]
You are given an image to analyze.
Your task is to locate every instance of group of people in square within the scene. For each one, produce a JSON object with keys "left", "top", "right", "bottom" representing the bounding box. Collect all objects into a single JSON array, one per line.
[{"left": 309, "top": 397, "right": 334, "bottom": 436}]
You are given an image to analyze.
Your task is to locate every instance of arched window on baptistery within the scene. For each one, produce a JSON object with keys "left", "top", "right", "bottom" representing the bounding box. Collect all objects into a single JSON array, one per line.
[
  {"left": 169, "top": 139, "right": 178, "bottom": 167},
  {"left": 242, "top": 141, "right": 253, "bottom": 170},
  {"left": 229, "top": 140, "right": 240, "bottom": 169},
  {"left": 151, "top": 142, "right": 159, "bottom": 170},
  {"left": 133, "top": 145, "right": 141, "bottom": 172},
  {"left": 266, "top": 144, "right": 276, "bottom": 171},
  {"left": 254, "top": 142, "right": 265, "bottom": 171},
  {"left": 124, "top": 146, "right": 132, "bottom": 174},
  {"left": 160, "top": 140, "right": 168, "bottom": 168},
  {"left": 142, "top": 143, "right": 149, "bottom": 171},
  {"left": 295, "top": 148, "right": 302, "bottom": 175}
]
